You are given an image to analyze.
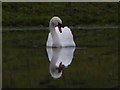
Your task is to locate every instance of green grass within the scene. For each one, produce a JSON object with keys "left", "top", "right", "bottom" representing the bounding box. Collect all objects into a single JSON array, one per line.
[{"left": 2, "top": 2, "right": 118, "bottom": 27}]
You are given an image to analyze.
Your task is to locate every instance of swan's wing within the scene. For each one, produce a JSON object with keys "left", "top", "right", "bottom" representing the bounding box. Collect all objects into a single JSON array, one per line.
[
  {"left": 46, "top": 32, "right": 53, "bottom": 47},
  {"left": 55, "top": 26, "right": 76, "bottom": 46}
]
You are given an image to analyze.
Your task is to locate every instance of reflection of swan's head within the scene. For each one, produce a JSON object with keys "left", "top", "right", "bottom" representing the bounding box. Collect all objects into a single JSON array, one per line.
[
  {"left": 50, "top": 66, "right": 62, "bottom": 79},
  {"left": 49, "top": 16, "right": 62, "bottom": 33},
  {"left": 50, "top": 62, "right": 64, "bottom": 79}
]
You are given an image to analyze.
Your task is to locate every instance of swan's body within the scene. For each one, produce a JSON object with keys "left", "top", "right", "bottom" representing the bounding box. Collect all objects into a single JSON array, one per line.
[
  {"left": 46, "top": 16, "right": 76, "bottom": 47},
  {"left": 46, "top": 47, "right": 75, "bottom": 79}
]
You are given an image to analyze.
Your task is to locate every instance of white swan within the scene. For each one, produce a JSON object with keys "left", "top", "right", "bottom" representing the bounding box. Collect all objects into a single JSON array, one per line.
[
  {"left": 46, "top": 16, "right": 76, "bottom": 47},
  {"left": 46, "top": 47, "right": 75, "bottom": 79}
]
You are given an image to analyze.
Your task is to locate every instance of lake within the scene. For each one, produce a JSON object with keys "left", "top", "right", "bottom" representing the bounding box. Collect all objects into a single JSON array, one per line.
[{"left": 2, "top": 29, "right": 118, "bottom": 88}]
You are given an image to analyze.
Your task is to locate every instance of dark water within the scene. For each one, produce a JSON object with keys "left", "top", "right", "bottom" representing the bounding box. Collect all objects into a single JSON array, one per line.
[{"left": 2, "top": 29, "right": 118, "bottom": 88}]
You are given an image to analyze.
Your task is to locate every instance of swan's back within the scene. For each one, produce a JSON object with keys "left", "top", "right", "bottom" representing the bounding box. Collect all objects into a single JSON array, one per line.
[
  {"left": 56, "top": 26, "right": 75, "bottom": 47},
  {"left": 46, "top": 26, "right": 76, "bottom": 47}
]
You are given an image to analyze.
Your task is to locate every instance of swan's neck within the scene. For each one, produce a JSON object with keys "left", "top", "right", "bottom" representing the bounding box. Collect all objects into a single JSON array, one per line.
[{"left": 49, "top": 22, "right": 61, "bottom": 47}]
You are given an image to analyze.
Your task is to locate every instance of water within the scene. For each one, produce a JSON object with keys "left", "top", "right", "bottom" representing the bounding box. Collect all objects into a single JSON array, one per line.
[{"left": 2, "top": 29, "right": 118, "bottom": 88}]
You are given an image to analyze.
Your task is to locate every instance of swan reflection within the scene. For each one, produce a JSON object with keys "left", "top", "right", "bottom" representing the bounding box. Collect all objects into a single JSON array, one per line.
[{"left": 46, "top": 47, "right": 75, "bottom": 79}]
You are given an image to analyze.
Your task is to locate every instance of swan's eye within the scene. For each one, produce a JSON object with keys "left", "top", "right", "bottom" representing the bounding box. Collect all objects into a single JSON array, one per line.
[{"left": 58, "top": 22, "right": 62, "bottom": 27}]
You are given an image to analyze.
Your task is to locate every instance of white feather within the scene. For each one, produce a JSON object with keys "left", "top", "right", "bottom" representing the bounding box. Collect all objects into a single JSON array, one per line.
[{"left": 46, "top": 26, "right": 76, "bottom": 47}]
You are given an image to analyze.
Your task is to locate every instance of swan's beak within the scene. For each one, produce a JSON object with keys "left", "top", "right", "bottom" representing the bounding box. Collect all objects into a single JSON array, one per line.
[
  {"left": 58, "top": 25, "right": 62, "bottom": 33},
  {"left": 58, "top": 22, "right": 62, "bottom": 33},
  {"left": 58, "top": 62, "right": 64, "bottom": 73}
]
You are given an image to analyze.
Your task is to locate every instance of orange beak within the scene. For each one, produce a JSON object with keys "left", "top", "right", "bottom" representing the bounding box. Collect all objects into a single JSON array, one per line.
[
  {"left": 58, "top": 25, "right": 62, "bottom": 33},
  {"left": 58, "top": 62, "right": 63, "bottom": 70}
]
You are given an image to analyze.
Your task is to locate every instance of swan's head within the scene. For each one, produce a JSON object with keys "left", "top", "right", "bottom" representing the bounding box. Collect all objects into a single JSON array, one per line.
[{"left": 50, "top": 16, "right": 62, "bottom": 33}]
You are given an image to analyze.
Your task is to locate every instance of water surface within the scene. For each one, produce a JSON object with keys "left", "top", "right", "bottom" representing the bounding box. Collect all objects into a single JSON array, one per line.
[{"left": 2, "top": 29, "right": 118, "bottom": 88}]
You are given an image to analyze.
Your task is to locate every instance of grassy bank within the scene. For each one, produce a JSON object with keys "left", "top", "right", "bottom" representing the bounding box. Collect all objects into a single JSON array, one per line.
[{"left": 2, "top": 2, "right": 118, "bottom": 27}]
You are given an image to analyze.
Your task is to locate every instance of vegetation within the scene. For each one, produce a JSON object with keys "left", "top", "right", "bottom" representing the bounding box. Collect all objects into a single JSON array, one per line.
[{"left": 2, "top": 2, "right": 118, "bottom": 27}]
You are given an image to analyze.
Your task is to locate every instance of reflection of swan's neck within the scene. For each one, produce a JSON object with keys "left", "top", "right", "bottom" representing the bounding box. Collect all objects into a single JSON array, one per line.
[
  {"left": 49, "top": 22, "right": 61, "bottom": 47},
  {"left": 49, "top": 48, "right": 62, "bottom": 79}
]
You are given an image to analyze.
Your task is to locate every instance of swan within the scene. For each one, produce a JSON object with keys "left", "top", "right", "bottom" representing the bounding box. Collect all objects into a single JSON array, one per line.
[
  {"left": 46, "top": 47, "right": 75, "bottom": 79},
  {"left": 46, "top": 16, "right": 76, "bottom": 47}
]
